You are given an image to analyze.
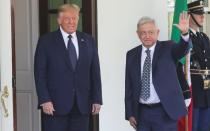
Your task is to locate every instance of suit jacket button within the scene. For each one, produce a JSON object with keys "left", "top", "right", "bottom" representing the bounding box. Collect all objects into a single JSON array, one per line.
[{"left": 72, "top": 88, "right": 75, "bottom": 92}]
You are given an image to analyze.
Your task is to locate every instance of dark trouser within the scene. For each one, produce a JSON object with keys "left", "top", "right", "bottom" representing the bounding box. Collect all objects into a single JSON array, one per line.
[
  {"left": 192, "top": 107, "right": 210, "bottom": 131},
  {"left": 137, "top": 103, "right": 177, "bottom": 131},
  {"left": 42, "top": 103, "right": 89, "bottom": 131}
]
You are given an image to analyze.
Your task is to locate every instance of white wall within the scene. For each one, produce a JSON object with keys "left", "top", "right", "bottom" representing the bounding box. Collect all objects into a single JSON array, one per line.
[
  {"left": 0, "top": 0, "right": 14, "bottom": 131},
  {"left": 97, "top": 0, "right": 168, "bottom": 130}
]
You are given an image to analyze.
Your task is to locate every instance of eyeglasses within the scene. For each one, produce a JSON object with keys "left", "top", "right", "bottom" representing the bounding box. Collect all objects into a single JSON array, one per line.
[{"left": 139, "top": 31, "right": 156, "bottom": 37}]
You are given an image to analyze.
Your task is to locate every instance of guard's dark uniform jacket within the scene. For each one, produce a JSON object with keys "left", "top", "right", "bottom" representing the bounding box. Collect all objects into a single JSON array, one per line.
[
  {"left": 177, "top": 62, "right": 191, "bottom": 100},
  {"left": 190, "top": 30, "right": 210, "bottom": 108}
]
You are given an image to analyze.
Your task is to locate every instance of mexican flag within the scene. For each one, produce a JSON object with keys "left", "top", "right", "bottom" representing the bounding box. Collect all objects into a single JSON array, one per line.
[{"left": 171, "top": 0, "right": 192, "bottom": 131}]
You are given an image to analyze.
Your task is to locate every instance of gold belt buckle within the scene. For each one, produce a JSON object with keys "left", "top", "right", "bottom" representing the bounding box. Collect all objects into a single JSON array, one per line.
[
  {"left": 204, "top": 70, "right": 209, "bottom": 76},
  {"left": 204, "top": 80, "right": 210, "bottom": 90}
]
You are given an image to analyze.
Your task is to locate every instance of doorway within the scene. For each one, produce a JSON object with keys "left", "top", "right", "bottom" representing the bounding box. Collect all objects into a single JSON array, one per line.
[
  {"left": 38, "top": 0, "right": 99, "bottom": 131},
  {"left": 14, "top": 0, "right": 99, "bottom": 131}
]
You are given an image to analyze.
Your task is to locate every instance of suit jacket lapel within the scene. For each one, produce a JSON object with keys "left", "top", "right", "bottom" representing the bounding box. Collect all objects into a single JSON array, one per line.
[
  {"left": 138, "top": 46, "right": 142, "bottom": 80},
  {"left": 133, "top": 46, "right": 142, "bottom": 91},
  {"left": 152, "top": 41, "right": 162, "bottom": 73},
  {"left": 75, "top": 31, "right": 87, "bottom": 71},
  {"left": 54, "top": 29, "right": 74, "bottom": 70}
]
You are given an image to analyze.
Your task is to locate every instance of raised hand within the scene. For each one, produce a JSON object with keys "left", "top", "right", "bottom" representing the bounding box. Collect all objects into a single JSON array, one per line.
[{"left": 173, "top": 11, "right": 190, "bottom": 34}]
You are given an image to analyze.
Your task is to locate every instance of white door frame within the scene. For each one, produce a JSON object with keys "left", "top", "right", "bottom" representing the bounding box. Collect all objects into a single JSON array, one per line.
[{"left": 0, "top": 0, "right": 14, "bottom": 131}]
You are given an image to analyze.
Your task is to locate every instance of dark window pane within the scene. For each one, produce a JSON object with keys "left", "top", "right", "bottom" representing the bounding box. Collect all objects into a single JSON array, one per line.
[
  {"left": 78, "top": 13, "right": 83, "bottom": 31},
  {"left": 67, "top": 0, "right": 82, "bottom": 8},
  {"left": 49, "top": 0, "right": 64, "bottom": 9},
  {"left": 49, "top": 14, "right": 58, "bottom": 32}
]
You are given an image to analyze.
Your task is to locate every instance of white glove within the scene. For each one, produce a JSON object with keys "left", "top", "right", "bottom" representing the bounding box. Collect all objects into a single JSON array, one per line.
[{"left": 185, "top": 98, "right": 191, "bottom": 107}]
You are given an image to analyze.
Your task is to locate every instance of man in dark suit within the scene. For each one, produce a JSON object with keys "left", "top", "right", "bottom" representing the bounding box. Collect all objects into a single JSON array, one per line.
[
  {"left": 125, "top": 12, "right": 190, "bottom": 131},
  {"left": 34, "top": 4, "right": 102, "bottom": 131},
  {"left": 187, "top": 1, "right": 210, "bottom": 131}
]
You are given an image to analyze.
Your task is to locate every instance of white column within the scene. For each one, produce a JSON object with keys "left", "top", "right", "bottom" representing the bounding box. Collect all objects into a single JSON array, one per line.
[{"left": 0, "top": 0, "right": 14, "bottom": 131}]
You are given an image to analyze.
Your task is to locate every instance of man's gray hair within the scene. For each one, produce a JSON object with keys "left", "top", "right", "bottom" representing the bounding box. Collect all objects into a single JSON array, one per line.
[
  {"left": 58, "top": 4, "right": 80, "bottom": 13},
  {"left": 137, "top": 16, "right": 157, "bottom": 30}
]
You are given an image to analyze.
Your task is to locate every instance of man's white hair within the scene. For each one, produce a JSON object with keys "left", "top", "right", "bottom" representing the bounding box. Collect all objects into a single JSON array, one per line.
[{"left": 137, "top": 16, "right": 157, "bottom": 30}]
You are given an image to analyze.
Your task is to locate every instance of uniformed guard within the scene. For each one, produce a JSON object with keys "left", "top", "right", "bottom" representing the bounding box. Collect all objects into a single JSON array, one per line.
[{"left": 188, "top": 0, "right": 210, "bottom": 131}]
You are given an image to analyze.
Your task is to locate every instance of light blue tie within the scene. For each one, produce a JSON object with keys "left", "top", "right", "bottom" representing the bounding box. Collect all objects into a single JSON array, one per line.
[{"left": 140, "top": 49, "right": 151, "bottom": 101}]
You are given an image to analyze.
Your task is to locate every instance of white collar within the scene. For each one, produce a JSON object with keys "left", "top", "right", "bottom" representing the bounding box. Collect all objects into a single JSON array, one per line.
[
  {"left": 190, "top": 28, "right": 200, "bottom": 35},
  {"left": 60, "top": 26, "right": 76, "bottom": 39},
  {"left": 142, "top": 43, "right": 156, "bottom": 52}
]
